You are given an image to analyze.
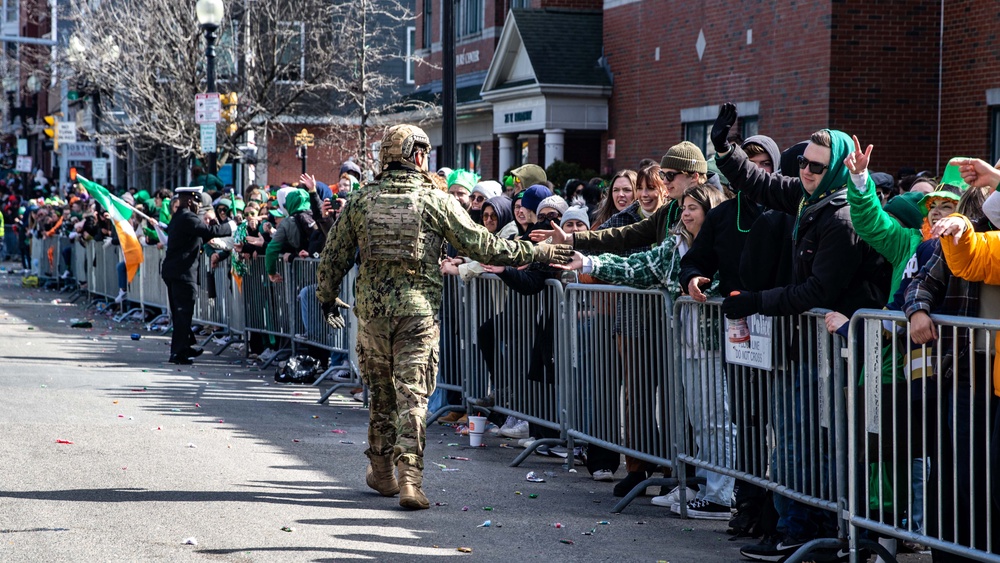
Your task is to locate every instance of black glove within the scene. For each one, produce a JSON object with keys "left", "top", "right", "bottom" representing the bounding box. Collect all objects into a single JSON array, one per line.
[
  {"left": 721, "top": 290, "right": 761, "bottom": 319},
  {"left": 533, "top": 242, "right": 575, "bottom": 265},
  {"left": 322, "top": 298, "right": 351, "bottom": 329},
  {"left": 710, "top": 102, "right": 738, "bottom": 155}
]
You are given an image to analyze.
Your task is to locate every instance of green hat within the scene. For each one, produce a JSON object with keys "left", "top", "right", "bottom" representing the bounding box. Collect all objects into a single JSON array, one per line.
[
  {"left": 660, "top": 141, "right": 707, "bottom": 174},
  {"left": 268, "top": 209, "right": 285, "bottom": 218},
  {"left": 134, "top": 190, "right": 152, "bottom": 204},
  {"left": 918, "top": 190, "right": 961, "bottom": 216},
  {"left": 510, "top": 163, "right": 547, "bottom": 188},
  {"left": 446, "top": 169, "right": 479, "bottom": 192},
  {"left": 940, "top": 157, "right": 971, "bottom": 191},
  {"left": 882, "top": 191, "right": 924, "bottom": 229},
  {"left": 233, "top": 199, "right": 245, "bottom": 212},
  {"left": 706, "top": 159, "right": 729, "bottom": 187}
]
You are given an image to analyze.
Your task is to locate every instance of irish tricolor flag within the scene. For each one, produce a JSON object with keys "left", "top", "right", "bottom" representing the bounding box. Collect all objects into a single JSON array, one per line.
[{"left": 77, "top": 175, "right": 143, "bottom": 283}]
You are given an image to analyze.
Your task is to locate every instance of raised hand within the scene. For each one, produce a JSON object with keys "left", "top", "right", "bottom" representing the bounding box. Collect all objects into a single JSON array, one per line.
[
  {"left": 956, "top": 158, "right": 1000, "bottom": 192},
  {"left": 299, "top": 173, "right": 317, "bottom": 192},
  {"left": 710, "top": 103, "right": 738, "bottom": 154},
  {"left": 843, "top": 135, "right": 873, "bottom": 175},
  {"left": 930, "top": 215, "right": 968, "bottom": 244}
]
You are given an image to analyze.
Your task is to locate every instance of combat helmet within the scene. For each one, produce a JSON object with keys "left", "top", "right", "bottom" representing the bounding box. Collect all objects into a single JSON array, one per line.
[{"left": 379, "top": 124, "right": 431, "bottom": 172}]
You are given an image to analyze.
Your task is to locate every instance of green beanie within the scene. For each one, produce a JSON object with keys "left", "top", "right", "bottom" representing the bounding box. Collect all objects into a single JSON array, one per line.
[
  {"left": 446, "top": 169, "right": 480, "bottom": 192},
  {"left": 882, "top": 192, "right": 924, "bottom": 230},
  {"left": 660, "top": 141, "right": 707, "bottom": 174}
]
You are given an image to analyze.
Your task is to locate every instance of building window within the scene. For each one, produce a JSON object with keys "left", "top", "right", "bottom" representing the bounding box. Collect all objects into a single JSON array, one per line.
[
  {"left": 422, "top": 0, "right": 432, "bottom": 49},
  {"left": 217, "top": 23, "right": 238, "bottom": 83},
  {"left": 461, "top": 142, "right": 481, "bottom": 174},
  {"left": 276, "top": 21, "right": 305, "bottom": 83},
  {"left": 405, "top": 26, "right": 416, "bottom": 84},
  {"left": 684, "top": 120, "right": 713, "bottom": 159},
  {"left": 458, "top": 0, "right": 482, "bottom": 38},
  {"left": 741, "top": 116, "right": 758, "bottom": 140},
  {"left": 3, "top": 0, "right": 17, "bottom": 24},
  {"left": 510, "top": 0, "right": 530, "bottom": 8}
]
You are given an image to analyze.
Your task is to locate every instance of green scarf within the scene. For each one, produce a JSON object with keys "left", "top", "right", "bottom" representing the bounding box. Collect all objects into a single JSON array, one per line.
[{"left": 792, "top": 129, "right": 853, "bottom": 240}]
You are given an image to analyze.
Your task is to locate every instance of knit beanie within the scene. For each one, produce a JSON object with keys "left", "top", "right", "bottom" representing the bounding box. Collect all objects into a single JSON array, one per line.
[
  {"left": 882, "top": 192, "right": 925, "bottom": 230},
  {"left": 537, "top": 195, "right": 569, "bottom": 215},
  {"left": 521, "top": 184, "right": 553, "bottom": 213},
  {"left": 510, "top": 163, "right": 547, "bottom": 188},
  {"left": 560, "top": 205, "right": 591, "bottom": 229},
  {"left": 660, "top": 141, "right": 707, "bottom": 174},
  {"left": 447, "top": 169, "right": 480, "bottom": 192},
  {"left": 472, "top": 180, "right": 503, "bottom": 200}
]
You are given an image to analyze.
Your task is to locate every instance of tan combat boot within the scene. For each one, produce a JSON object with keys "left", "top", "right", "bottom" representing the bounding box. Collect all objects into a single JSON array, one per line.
[
  {"left": 365, "top": 452, "right": 399, "bottom": 497},
  {"left": 397, "top": 461, "right": 429, "bottom": 510}
]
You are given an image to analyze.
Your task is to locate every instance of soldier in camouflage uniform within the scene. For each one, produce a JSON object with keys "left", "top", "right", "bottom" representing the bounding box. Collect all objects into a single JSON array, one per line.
[{"left": 316, "top": 124, "right": 573, "bottom": 510}]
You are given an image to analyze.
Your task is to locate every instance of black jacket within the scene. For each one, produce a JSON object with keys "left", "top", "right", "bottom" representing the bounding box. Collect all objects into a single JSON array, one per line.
[
  {"left": 161, "top": 208, "right": 232, "bottom": 282},
  {"left": 739, "top": 209, "right": 795, "bottom": 292},
  {"left": 717, "top": 146, "right": 890, "bottom": 316},
  {"left": 678, "top": 195, "right": 762, "bottom": 296}
]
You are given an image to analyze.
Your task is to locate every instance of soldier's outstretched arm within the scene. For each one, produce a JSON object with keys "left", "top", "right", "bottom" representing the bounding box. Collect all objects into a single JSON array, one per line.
[
  {"left": 435, "top": 193, "right": 571, "bottom": 266},
  {"left": 316, "top": 199, "right": 358, "bottom": 304}
]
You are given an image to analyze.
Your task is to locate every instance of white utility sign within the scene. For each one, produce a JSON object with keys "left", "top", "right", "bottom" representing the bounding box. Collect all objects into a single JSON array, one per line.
[
  {"left": 195, "top": 93, "right": 221, "bottom": 124},
  {"left": 200, "top": 123, "right": 217, "bottom": 153},
  {"left": 57, "top": 122, "right": 77, "bottom": 144}
]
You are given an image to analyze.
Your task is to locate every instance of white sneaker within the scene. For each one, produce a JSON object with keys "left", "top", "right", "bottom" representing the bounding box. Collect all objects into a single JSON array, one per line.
[
  {"left": 499, "top": 418, "right": 530, "bottom": 439},
  {"left": 650, "top": 486, "right": 697, "bottom": 507},
  {"left": 516, "top": 437, "right": 537, "bottom": 448},
  {"left": 259, "top": 348, "right": 277, "bottom": 360},
  {"left": 353, "top": 391, "right": 365, "bottom": 402},
  {"left": 592, "top": 469, "right": 614, "bottom": 482},
  {"left": 61, "top": 270, "right": 70, "bottom": 279},
  {"left": 114, "top": 289, "right": 127, "bottom": 303}
]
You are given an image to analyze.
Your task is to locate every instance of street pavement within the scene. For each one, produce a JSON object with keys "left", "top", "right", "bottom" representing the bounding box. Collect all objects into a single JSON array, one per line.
[{"left": 0, "top": 261, "right": 930, "bottom": 562}]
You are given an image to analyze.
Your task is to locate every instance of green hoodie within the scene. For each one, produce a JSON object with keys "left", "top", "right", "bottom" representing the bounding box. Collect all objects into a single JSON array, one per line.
[
  {"left": 792, "top": 129, "right": 852, "bottom": 240},
  {"left": 265, "top": 189, "right": 312, "bottom": 274}
]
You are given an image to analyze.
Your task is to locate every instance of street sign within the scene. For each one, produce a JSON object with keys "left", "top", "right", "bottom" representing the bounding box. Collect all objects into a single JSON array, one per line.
[
  {"left": 62, "top": 142, "right": 98, "bottom": 161},
  {"left": 294, "top": 128, "right": 315, "bottom": 147},
  {"left": 17, "top": 138, "right": 27, "bottom": 156},
  {"left": 195, "top": 93, "right": 221, "bottom": 124},
  {"left": 15, "top": 155, "right": 32, "bottom": 173},
  {"left": 57, "top": 122, "right": 78, "bottom": 144},
  {"left": 200, "top": 123, "right": 217, "bottom": 153},
  {"left": 92, "top": 157, "right": 108, "bottom": 180}
]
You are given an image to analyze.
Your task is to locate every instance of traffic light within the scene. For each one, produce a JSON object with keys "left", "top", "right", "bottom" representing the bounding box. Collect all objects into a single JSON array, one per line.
[
  {"left": 43, "top": 115, "right": 57, "bottom": 150},
  {"left": 220, "top": 92, "right": 238, "bottom": 135}
]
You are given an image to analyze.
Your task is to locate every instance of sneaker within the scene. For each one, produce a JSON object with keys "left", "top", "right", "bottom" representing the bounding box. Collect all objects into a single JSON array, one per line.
[
  {"left": 499, "top": 418, "right": 529, "bottom": 439},
  {"left": 213, "top": 336, "right": 232, "bottom": 346},
  {"left": 728, "top": 499, "right": 762, "bottom": 536},
  {"left": 535, "top": 445, "right": 551, "bottom": 456},
  {"left": 259, "top": 348, "right": 277, "bottom": 361},
  {"left": 671, "top": 499, "right": 733, "bottom": 520},
  {"left": 353, "top": 391, "right": 365, "bottom": 402},
  {"left": 548, "top": 446, "right": 569, "bottom": 458},
  {"left": 612, "top": 471, "right": 650, "bottom": 497},
  {"left": 114, "top": 289, "right": 127, "bottom": 303},
  {"left": 516, "top": 437, "right": 537, "bottom": 448},
  {"left": 293, "top": 333, "right": 308, "bottom": 341},
  {"left": 592, "top": 469, "right": 614, "bottom": 482},
  {"left": 740, "top": 535, "right": 806, "bottom": 562},
  {"left": 61, "top": 270, "right": 70, "bottom": 279},
  {"left": 651, "top": 486, "right": 696, "bottom": 507}
]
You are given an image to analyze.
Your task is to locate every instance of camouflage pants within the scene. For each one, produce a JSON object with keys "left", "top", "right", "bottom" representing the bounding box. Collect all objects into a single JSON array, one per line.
[{"left": 357, "top": 315, "right": 439, "bottom": 470}]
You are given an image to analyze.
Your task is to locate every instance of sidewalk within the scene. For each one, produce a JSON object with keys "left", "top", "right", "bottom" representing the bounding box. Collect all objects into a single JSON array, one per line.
[{"left": 0, "top": 262, "right": 927, "bottom": 562}]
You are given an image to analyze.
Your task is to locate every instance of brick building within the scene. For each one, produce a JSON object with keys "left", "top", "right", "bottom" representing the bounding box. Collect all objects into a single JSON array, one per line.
[{"left": 414, "top": 1, "right": 997, "bottom": 182}]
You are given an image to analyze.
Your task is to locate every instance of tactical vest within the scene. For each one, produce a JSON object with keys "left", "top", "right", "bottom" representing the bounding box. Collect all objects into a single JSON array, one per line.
[{"left": 360, "top": 178, "right": 443, "bottom": 271}]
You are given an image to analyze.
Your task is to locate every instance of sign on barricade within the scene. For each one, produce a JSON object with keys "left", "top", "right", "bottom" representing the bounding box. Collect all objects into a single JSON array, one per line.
[{"left": 724, "top": 313, "right": 773, "bottom": 370}]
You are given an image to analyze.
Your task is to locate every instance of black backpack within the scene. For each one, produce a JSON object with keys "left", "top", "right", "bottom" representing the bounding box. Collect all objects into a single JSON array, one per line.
[
  {"left": 292, "top": 211, "right": 325, "bottom": 257},
  {"left": 274, "top": 355, "right": 322, "bottom": 384}
]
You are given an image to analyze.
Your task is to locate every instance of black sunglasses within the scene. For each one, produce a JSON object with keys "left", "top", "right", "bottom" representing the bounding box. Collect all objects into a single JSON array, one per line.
[
  {"left": 797, "top": 155, "right": 829, "bottom": 175},
  {"left": 537, "top": 212, "right": 562, "bottom": 223},
  {"left": 658, "top": 170, "right": 689, "bottom": 183}
]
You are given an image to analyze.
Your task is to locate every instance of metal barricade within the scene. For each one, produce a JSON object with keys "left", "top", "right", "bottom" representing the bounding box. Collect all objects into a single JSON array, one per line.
[
  {"left": 562, "top": 283, "right": 677, "bottom": 499},
  {"left": 138, "top": 246, "right": 168, "bottom": 310},
  {"left": 242, "top": 256, "right": 294, "bottom": 342},
  {"left": 463, "top": 275, "right": 567, "bottom": 465},
  {"left": 71, "top": 240, "right": 88, "bottom": 285},
  {"left": 428, "top": 274, "right": 468, "bottom": 422},
  {"left": 847, "top": 309, "right": 1000, "bottom": 562}
]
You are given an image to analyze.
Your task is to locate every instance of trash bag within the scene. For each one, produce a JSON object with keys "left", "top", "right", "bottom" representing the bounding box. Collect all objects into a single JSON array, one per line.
[{"left": 274, "top": 355, "right": 322, "bottom": 384}]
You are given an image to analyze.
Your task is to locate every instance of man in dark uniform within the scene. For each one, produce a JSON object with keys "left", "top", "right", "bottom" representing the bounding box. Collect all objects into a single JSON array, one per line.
[{"left": 161, "top": 187, "right": 233, "bottom": 364}]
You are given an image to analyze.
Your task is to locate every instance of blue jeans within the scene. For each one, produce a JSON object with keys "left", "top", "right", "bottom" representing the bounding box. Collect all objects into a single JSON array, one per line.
[
  {"left": 116, "top": 261, "right": 127, "bottom": 291},
  {"left": 297, "top": 284, "right": 322, "bottom": 339},
  {"left": 771, "top": 367, "right": 837, "bottom": 540},
  {"left": 682, "top": 353, "right": 736, "bottom": 506}
]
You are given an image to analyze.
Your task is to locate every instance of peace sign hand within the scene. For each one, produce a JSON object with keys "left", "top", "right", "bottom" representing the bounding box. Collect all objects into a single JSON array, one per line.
[{"left": 843, "top": 134, "right": 874, "bottom": 175}]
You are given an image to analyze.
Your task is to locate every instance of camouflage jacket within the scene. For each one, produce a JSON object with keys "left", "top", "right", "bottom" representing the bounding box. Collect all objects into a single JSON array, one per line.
[{"left": 316, "top": 169, "right": 538, "bottom": 318}]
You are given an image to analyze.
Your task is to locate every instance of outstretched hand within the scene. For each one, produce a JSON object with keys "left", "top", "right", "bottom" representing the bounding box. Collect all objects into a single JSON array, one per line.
[
  {"left": 529, "top": 222, "right": 569, "bottom": 244},
  {"left": 299, "top": 173, "right": 317, "bottom": 192},
  {"left": 843, "top": 135, "right": 873, "bottom": 175},
  {"left": 956, "top": 158, "right": 1000, "bottom": 193},
  {"left": 550, "top": 251, "right": 585, "bottom": 271},
  {"left": 710, "top": 103, "right": 738, "bottom": 154},
  {"left": 930, "top": 215, "right": 968, "bottom": 245}
]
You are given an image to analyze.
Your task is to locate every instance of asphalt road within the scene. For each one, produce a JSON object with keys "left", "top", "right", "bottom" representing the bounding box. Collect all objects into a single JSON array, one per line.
[{"left": 0, "top": 260, "right": 930, "bottom": 563}]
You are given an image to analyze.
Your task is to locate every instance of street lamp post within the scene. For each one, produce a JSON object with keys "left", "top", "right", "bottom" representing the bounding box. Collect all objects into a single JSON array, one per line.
[{"left": 196, "top": 0, "right": 224, "bottom": 175}]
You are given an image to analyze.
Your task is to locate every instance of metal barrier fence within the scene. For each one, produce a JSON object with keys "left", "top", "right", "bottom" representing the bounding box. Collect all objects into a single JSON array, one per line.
[
  {"left": 564, "top": 283, "right": 676, "bottom": 475},
  {"left": 428, "top": 274, "right": 466, "bottom": 422},
  {"left": 847, "top": 309, "right": 1000, "bottom": 562}
]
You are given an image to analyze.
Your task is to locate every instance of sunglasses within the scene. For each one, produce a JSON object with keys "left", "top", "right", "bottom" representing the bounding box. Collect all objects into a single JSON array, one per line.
[
  {"left": 797, "top": 155, "right": 829, "bottom": 175},
  {"left": 537, "top": 212, "right": 562, "bottom": 223},
  {"left": 658, "top": 170, "right": 689, "bottom": 183},
  {"left": 470, "top": 194, "right": 487, "bottom": 203}
]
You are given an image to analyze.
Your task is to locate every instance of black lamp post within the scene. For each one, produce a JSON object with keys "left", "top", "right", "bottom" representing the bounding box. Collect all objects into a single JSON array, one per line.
[{"left": 196, "top": 0, "right": 225, "bottom": 175}]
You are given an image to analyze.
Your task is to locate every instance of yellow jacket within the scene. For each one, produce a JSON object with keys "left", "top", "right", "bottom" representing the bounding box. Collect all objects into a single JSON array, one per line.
[{"left": 939, "top": 214, "right": 1000, "bottom": 396}]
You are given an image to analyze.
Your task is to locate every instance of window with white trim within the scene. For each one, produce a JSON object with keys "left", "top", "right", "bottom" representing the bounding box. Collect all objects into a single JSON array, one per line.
[
  {"left": 457, "top": 0, "right": 482, "bottom": 38},
  {"left": 406, "top": 26, "right": 416, "bottom": 84}
]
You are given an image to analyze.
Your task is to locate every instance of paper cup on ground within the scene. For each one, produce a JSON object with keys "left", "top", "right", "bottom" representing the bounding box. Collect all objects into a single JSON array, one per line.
[{"left": 468, "top": 415, "right": 487, "bottom": 447}]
